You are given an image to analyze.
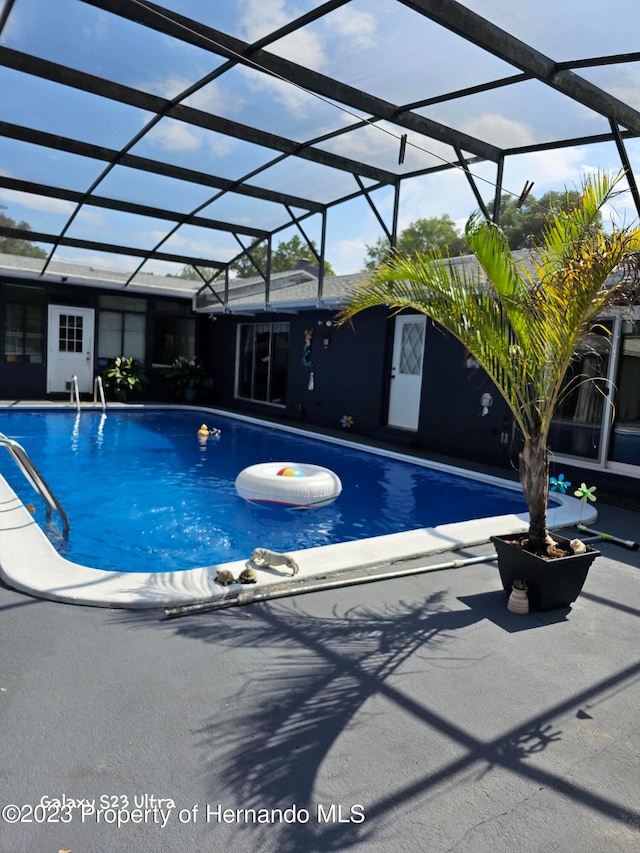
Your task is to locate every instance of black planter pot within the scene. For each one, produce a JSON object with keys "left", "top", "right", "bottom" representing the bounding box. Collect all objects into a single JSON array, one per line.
[{"left": 491, "top": 533, "right": 600, "bottom": 611}]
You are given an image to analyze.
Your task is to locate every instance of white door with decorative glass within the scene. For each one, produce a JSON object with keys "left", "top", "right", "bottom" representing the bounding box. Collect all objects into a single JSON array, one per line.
[
  {"left": 387, "top": 315, "right": 426, "bottom": 430},
  {"left": 47, "top": 305, "right": 95, "bottom": 393}
]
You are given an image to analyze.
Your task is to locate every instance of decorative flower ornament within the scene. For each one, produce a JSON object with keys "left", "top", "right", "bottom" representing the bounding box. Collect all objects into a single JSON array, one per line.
[
  {"left": 341, "top": 415, "right": 353, "bottom": 429},
  {"left": 574, "top": 483, "right": 597, "bottom": 503},
  {"left": 549, "top": 473, "right": 571, "bottom": 493}
]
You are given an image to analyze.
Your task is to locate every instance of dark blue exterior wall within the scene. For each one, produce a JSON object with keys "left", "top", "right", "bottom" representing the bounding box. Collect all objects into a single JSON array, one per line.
[
  {"left": 0, "top": 278, "right": 195, "bottom": 401},
  {"left": 203, "top": 306, "right": 516, "bottom": 469},
  {"left": 418, "top": 322, "right": 514, "bottom": 467},
  {"left": 203, "top": 308, "right": 389, "bottom": 434},
  {"left": 0, "top": 361, "right": 45, "bottom": 398}
]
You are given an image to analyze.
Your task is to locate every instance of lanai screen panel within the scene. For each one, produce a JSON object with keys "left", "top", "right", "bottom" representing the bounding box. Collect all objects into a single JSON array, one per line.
[{"left": 0, "top": 0, "right": 639, "bottom": 300}]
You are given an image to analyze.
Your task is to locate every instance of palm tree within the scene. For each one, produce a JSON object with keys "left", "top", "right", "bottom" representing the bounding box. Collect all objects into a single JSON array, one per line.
[{"left": 339, "top": 172, "right": 640, "bottom": 556}]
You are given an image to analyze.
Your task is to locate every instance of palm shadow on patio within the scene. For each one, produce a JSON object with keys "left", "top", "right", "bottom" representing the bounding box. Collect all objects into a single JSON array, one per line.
[{"left": 114, "top": 584, "right": 640, "bottom": 852}]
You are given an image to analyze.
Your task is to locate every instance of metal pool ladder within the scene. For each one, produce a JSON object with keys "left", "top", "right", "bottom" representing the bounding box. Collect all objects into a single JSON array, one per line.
[
  {"left": 69, "top": 375, "right": 107, "bottom": 411},
  {"left": 0, "top": 432, "right": 70, "bottom": 535},
  {"left": 94, "top": 375, "right": 106, "bottom": 410},
  {"left": 70, "top": 374, "right": 81, "bottom": 413}
]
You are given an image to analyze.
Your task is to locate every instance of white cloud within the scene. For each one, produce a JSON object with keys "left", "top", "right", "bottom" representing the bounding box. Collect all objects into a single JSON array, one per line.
[
  {"left": 0, "top": 185, "right": 74, "bottom": 216},
  {"left": 74, "top": 208, "right": 108, "bottom": 230},
  {"left": 140, "top": 73, "right": 240, "bottom": 117},
  {"left": 206, "top": 134, "right": 235, "bottom": 158},
  {"left": 236, "top": 0, "right": 325, "bottom": 115},
  {"left": 239, "top": 0, "right": 324, "bottom": 65},
  {"left": 239, "top": 64, "right": 319, "bottom": 119},
  {"left": 232, "top": 2, "right": 376, "bottom": 124},
  {"left": 139, "top": 76, "right": 241, "bottom": 155},
  {"left": 150, "top": 120, "right": 203, "bottom": 152},
  {"left": 140, "top": 228, "right": 173, "bottom": 246},
  {"left": 324, "top": 121, "right": 457, "bottom": 174},
  {"left": 184, "top": 79, "right": 243, "bottom": 117},
  {"left": 163, "top": 230, "right": 237, "bottom": 259},
  {"left": 323, "top": 7, "right": 376, "bottom": 50},
  {"left": 238, "top": 0, "right": 289, "bottom": 41},
  {"left": 331, "top": 238, "right": 370, "bottom": 275},
  {"left": 460, "top": 113, "right": 536, "bottom": 149},
  {"left": 500, "top": 147, "right": 596, "bottom": 203},
  {"left": 586, "top": 67, "right": 640, "bottom": 111},
  {"left": 397, "top": 168, "right": 481, "bottom": 228},
  {"left": 144, "top": 74, "right": 191, "bottom": 101},
  {"left": 267, "top": 25, "right": 324, "bottom": 69}
]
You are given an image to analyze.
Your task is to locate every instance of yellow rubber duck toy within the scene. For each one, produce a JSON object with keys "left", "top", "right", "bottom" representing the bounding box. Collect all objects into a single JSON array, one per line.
[{"left": 197, "top": 424, "right": 210, "bottom": 438}]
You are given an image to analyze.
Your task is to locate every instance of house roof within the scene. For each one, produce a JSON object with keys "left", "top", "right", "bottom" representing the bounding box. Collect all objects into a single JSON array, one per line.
[
  {"left": 194, "top": 266, "right": 364, "bottom": 313},
  {"left": 192, "top": 247, "right": 640, "bottom": 316},
  {"left": 191, "top": 249, "right": 541, "bottom": 314},
  {"left": 1, "top": 1, "right": 640, "bottom": 305},
  {"left": 0, "top": 250, "right": 198, "bottom": 299}
]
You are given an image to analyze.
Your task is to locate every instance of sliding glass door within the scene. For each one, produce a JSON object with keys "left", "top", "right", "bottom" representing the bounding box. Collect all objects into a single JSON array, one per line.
[
  {"left": 236, "top": 322, "right": 290, "bottom": 405},
  {"left": 609, "top": 319, "right": 640, "bottom": 467},
  {"left": 549, "top": 323, "right": 612, "bottom": 461}
]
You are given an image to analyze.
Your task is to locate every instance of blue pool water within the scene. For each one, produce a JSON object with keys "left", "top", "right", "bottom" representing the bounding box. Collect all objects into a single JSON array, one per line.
[{"left": 0, "top": 409, "right": 527, "bottom": 573}]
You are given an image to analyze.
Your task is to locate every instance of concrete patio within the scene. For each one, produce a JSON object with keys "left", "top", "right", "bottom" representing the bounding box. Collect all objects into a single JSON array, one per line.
[{"left": 1, "top": 502, "right": 639, "bottom": 852}]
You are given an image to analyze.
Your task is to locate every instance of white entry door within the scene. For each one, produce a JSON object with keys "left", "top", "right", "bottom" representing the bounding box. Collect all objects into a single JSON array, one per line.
[
  {"left": 387, "top": 315, "right": 426, "bottom": 430},
  {"left": 47, "top": 305, "right": 95, "bottom": 393}
]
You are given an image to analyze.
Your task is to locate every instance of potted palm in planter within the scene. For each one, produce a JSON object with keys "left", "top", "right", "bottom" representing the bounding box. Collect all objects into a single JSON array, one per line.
[{"left": 339, "top": 171, "right": 640, "bottom": 610}]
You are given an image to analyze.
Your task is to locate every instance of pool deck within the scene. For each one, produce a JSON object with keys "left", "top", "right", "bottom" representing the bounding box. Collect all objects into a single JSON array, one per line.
[
  {"left": 1, "top": 501, "right": 639, "bottom": 852},
  {"left": 0, "top": 402, "right": 596, "bottom": 609}
]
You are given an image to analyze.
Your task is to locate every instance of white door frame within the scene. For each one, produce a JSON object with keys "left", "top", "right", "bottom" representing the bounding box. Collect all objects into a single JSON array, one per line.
[
  {"left": 47, "top": 305, "right": 95, "bottom": 394},
  {"left": 387, "top": 314, "right": 426, "bottom": 430}
]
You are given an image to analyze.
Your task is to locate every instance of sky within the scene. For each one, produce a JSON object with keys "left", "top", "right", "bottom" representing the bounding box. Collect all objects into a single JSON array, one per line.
[{"left": 1, "top": 0, "right": 640, "bottom": 279}]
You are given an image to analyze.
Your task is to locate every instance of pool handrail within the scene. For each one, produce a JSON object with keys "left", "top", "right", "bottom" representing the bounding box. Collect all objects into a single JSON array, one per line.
[
  {"left": 70, "top": 374, "right": 81, "bottom": 413},
  {"left": 0, "top": 432, "right": 70, "bottom": 535},
  {"left": 94, "top": 375, "right": 106, "bottom": 410}
]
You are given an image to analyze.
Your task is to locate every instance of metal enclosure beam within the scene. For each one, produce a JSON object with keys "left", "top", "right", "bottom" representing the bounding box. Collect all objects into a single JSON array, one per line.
[{"left": 401, "top": 0, "right": 640, "bottom": 135}]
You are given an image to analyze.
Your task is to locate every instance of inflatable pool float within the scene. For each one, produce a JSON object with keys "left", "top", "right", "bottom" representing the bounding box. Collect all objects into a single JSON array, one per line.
[{"left": 235, "top": 462, "right": 342, "bottom": 509}]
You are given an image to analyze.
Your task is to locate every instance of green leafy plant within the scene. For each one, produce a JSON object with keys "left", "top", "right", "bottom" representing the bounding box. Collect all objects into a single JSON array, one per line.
[
  {"left": 164, "top": 356, "right": 206, "bottom": 391},
  {"left": 512, "top": 579, "right": 528, "bottom": 591},
  {"left": 101, "top": 356, "right": 147, "bottom": 401},
  {"left": 339, "top": 171, "right": 640, "bottom": 557}
]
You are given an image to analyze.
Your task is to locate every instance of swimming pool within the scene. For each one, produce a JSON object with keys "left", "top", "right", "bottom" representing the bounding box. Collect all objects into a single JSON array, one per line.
[
  {"left": 0, "top": 405, "right": 594, "bottom": 609},
  {"left": 2, "top": 408, "right": 528, "bottom": 573}
]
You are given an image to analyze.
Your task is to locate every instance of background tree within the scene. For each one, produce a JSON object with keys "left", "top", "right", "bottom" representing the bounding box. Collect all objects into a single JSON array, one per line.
[
  {"left": 178, "top": 234, "right": 334, "bottom": 280},
  {"left": 493, "top": 189, "right": 601, "bottom": 249},
  {"left": 178, "top": 265, "right": 220, "bottom": 282},
  {"left": 232, "top": 234, "right": 334, "bottom": 279},
  {"left": 0, "top": 206, "right": 47, "bottom": 258},
  {"left": 364, "top": 215, "right": 468, "bottom": 270}
]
